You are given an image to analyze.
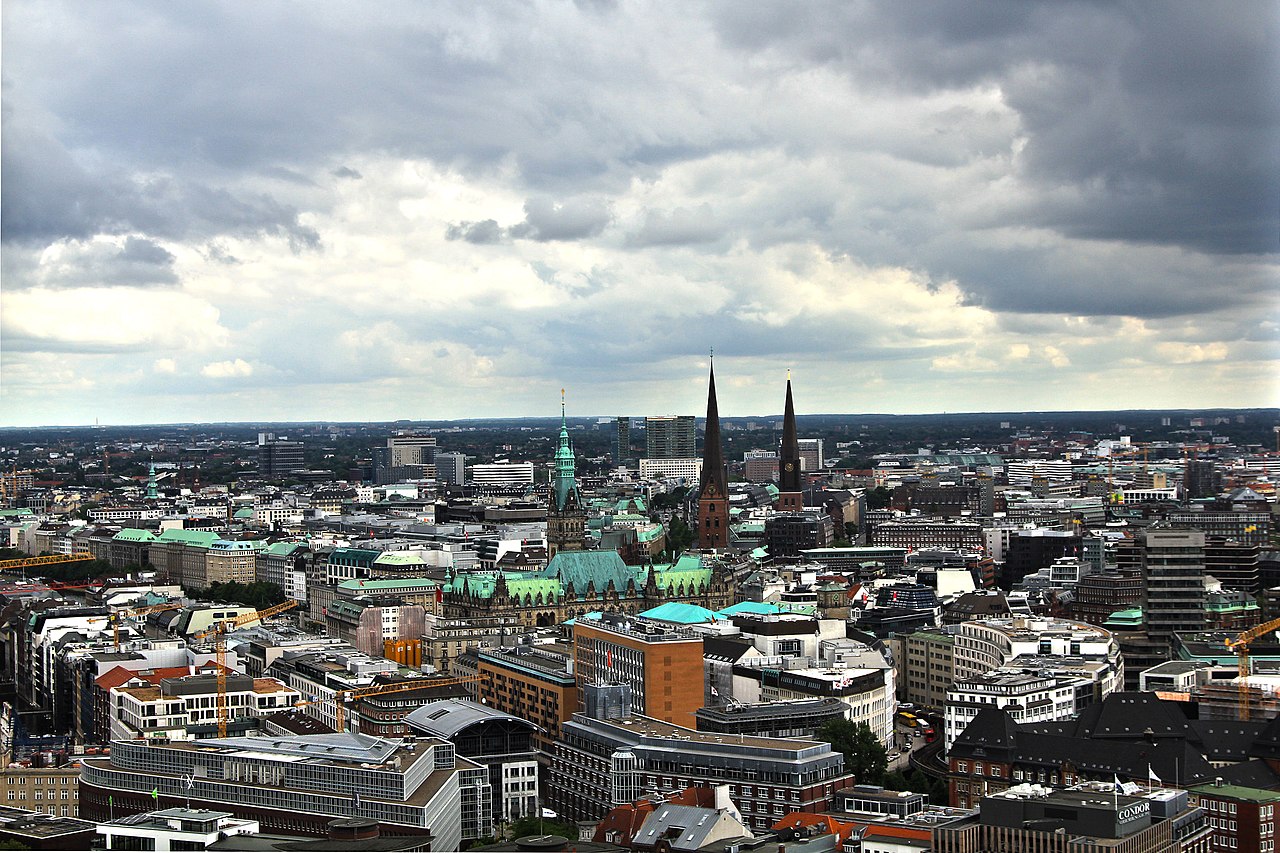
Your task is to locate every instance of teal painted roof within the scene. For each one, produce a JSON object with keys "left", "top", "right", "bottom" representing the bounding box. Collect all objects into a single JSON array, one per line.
[
  {"left": 234, "top": 508, "right": 254, "bottom": 519},
  {"left": 750, "top": 547, "right": 768, "bottom": 559},
  {"left": 639, "top": 602, "right": 719, "bottom": 624},
  {"left": 0, "top": 508, "right": 34, "bottom": 518},
  {"left": 156, "top": 529, "right": 221, "bottom": 547},
  {"left": 717, "top": 601, "right": 783, "bottom": 617},
  {"left": 636, "top": 524, "right": 665, "bottom": 543},
  {"left": 541, "top": 550, "right": 638, "bottom": 594},
  {"left": 113, "top": 529, "right": 157, "bottom": 543}
]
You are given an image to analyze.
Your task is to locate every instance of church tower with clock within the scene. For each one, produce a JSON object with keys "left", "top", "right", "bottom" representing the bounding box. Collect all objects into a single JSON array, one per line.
[{"left": 777, "top": 373, "right": 805, "bottom": 511}]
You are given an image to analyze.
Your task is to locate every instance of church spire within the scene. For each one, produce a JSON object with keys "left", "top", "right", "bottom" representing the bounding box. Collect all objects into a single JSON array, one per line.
[
  {"left": 697, "top": 355, "right": 730, "bottom": 549},
  {"left": 777, "top": 372, "right": 804, "bottom": 510},
  {"left": 549, "top": 388, "right": 585, "bottom": 557}
]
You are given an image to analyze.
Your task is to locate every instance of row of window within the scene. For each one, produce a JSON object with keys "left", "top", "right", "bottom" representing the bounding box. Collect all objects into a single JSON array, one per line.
[{"left": 7, "top": 790, "right": 76, "bottom": 800}]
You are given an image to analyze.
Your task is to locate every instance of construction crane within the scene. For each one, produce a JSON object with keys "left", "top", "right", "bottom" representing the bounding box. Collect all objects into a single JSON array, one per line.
[
  {"left": 1225, "top": 616, "right": 1280, "bottom": 721},
  {"left": 293, "top": 675, "right": 481, "bottom": 733},
  {"left": 193, "top": 599, "right": 299, "bottom": 737},
  {"left": 0, "top": 552, "right": 95, "bottom": 573},
  {"left": 107, "top": 602, "right": 184, "bottom": 651}
]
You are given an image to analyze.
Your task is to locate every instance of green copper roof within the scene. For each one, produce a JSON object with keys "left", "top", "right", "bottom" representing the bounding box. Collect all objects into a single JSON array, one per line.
[
  {"left": 552, "top": 398, "right": 581, "bottom": 512},
  {"left": 113, "top": 529, "right": 157, "bottom": 543},
  {"left": 1104, "top": 607, "right": 1144, "bottom": 627},
  {"left": 338, "top": 578, "right": 437, "bottom": 591},
  {"left": 261, "top": 541, "right": 307, "bottom": 557},
  {"left": 210, "top": 539, "right": 265, "bottom": 552},
  {"left": 233, "top": 508, "right": 254, "bottom": 519},
  {"left": 156, "top": 529, "right": 221, "bottom": 547},
  {"left": 450, "top": 572, "right": 563, "bottom": 602},
  {"left": 541, "top": 550, "right": 637, "bottom": 594},
  {"left": 639, "top": 602, "right": 719, "bottom": 624},
  {"left": 636, "top": 524, "right": 665, "bottom": 543},
  {"left": 0, "top": 509, "right": 34, "bottom": 518},
  {"left": 328, "top": 548, "right": 380, "bottom": 567},
  {"left": 1186, "top": 783, "right": 1280, "bottom": 803}
]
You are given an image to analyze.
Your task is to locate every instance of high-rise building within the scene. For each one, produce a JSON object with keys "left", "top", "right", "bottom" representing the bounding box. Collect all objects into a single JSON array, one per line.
[
  {"left": 434, "top": 451, "right": 465, "bottom": 485},
  {"left": 777, "top": 376, "right": 804, "bottom": 511},
  {"left": 1183, "top": 459, "right": 1221, "bottom": 499},
  {"left": 374, "top": 434, "right": 437, "bottom": 484},
  {"left": 696, "top": 361, "right": 730, "bottom": 550},
  {"left": 1141, "top": 527, "right": 1207, "bottom": 652},
  {"left": 644, "top": 416, "right": 695, "bottom": 459},
  {"left": 257, "top": 433, "right": 304, "bottom": 478},
  {"left": 797, "top": 437, "right": 824, "bottom": 473},
  {"left": 614, "top": 417, "right": 632, "bottom": 467},
  {"left": 548, "top": 395, "right": 586, "bottom": 558}
]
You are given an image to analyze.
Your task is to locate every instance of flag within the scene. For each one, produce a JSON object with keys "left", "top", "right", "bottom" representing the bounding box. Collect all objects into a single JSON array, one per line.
[
  {"left": 108, "top": 795, "right": 113, "bottom": 807},
  {"left": 1148, "top": 764, "right": 1161, "bottom": 784},
  {"left": 150, "top": 787, "right": 159, "bottom": 801},
  {"left": 353, "top": 791, "right": 361, "bottom": 809},
  {"left": 606, "top": 648, "right": 613, "bottom": 668}
]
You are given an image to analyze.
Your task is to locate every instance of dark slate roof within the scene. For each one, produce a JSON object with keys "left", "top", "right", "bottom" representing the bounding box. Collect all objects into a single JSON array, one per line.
[
  {"left": 703, "top": 637, "right": 756, "bottom": 663},
  {"left": 1250, "top": 713, "right": 1280, "bottom": 761},
  {"left": 1043, "top": 692, "right": 1191, "bottom": 740},
  {"left": 1217, "top": 758, "right": 1280, "bottom": 790},
  {"left": 951, "top": 706, "right": 1018, "bottom": 752},
  {"left": 403, "top": 698, "right": 537, "bottom": 739},
  {"left": 1190, "top": 720, "right": 1271, "bottom": 763}
]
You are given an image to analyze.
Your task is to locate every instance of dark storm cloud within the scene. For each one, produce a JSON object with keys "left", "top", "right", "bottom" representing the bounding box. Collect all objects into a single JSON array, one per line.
[
  {"left": 1, "top": 101, "right": 320, "bottom": 251},
  {"left": 706, "top": 0, "right": 1278, "bottom": 315},
  {"left": 331, "top": 166, "right": 363, "bottom": 180}
]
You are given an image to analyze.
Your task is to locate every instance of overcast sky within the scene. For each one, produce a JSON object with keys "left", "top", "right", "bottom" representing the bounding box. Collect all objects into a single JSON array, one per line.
[{"left": 3, "top": 1, "right": 1277, "bottom": 426}]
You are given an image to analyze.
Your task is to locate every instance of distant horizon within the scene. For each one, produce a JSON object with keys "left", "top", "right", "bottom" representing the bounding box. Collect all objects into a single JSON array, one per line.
[{"left": 4, "top": 405, "right": 1277, "bottom": 432}]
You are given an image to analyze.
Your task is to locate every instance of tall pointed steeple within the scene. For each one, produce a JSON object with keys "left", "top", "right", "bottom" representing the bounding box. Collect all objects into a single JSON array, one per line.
[
  {"left": 777, "top": 371, "right": 804, "bottom": 510},
  {"left": 146, "top": 461, "right": 159, "bottom": 501},
  {"left": 697, "top": 356, "right": 730, "bottom": 549},
  {"left": 548, "top": 389, "right": 585, "bottom": 557}
]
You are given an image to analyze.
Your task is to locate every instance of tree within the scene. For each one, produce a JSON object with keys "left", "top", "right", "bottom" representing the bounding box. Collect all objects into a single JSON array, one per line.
[
  {"left": 816, "top": 718, "right": 888, "bottom": 785},
  {"left": 505, "top": 814, "right": 579, "bottom": 841},
  {"left": 865, "top": 486, "right": 892, "bottom": 510},
  {"left": 881, "top": 768, "right": 948, "bottom": 804},
  {"left": 665, "top": 516, "right": 694, "bottom": 556}
]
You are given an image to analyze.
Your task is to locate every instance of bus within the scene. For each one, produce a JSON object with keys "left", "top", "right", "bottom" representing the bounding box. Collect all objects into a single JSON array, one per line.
[
  {"left": 923, "top": 727, "right": 938, "bottom": 743},
  {"left": 895, "top": 711, "right": 919, "bottom": 728}
]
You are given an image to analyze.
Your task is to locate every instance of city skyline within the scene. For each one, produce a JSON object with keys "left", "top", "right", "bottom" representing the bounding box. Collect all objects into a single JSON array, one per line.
[{"left": 2, "top": 2, "right": 1277, "bottom": 427}]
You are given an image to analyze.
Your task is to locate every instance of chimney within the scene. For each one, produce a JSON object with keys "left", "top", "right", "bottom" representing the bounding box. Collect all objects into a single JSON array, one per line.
[{"left": 714, "top": 784, "right": 731, "bottom": 812}]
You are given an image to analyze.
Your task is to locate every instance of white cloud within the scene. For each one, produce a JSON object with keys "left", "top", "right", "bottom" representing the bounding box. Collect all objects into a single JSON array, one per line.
[
  {"left": 152, "top": 358, "right": 177, "bottom": 374},
  {"left": 200, "top": 358, "right": 254, "bottom": 378}
]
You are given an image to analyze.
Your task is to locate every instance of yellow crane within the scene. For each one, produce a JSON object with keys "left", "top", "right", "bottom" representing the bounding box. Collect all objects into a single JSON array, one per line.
[
  {"left": 107, "top": 602, "right": 184, "bottom": 651},
  {"left": 0, "top": 552, "right": 95, "bottom": 573},
  {"left": 193, "top": 599, "right": 299, "bottom": 737},
  {"left": 1225, "top": 616, "right": 1280, "bottom": 721},
  {"left": 293, "top": 675, "right": 481, "bottom": 733}
]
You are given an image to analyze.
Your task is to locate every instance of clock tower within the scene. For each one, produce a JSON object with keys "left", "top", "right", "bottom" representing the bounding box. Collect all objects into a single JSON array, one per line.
[
  {"left": 777, "top": 373, "right": 804, "bottom": 511},
  {"left": 696, "top": 359, "right": 731, "bottom": 549}
]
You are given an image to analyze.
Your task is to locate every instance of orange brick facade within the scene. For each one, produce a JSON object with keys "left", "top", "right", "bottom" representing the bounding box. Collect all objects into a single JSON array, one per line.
[{"left": 573, "top": 619, "right": 705, "bottom": 729}]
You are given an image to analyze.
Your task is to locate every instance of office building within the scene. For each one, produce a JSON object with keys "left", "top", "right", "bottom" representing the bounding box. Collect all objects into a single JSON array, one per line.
[
  {"left": 638, "top": 457, "right": 702, "bottom": 482},
  {"left": 0, "top": 766, "right": 81, "bottom": 817},
  {"left": 614, "top": 418, "right": 632, "bottom": 467},
  {"left": 1186, "top": 779, "right": 1280, "bottom": 853},
  {"left": 797, "top": 438, "right": 824, "bottom": 474},
  {"left": 744, "top": 450, "right": 779, "bottom": 483},
  {"left": 79, "top": 733, "right": 488, "bottom": 849},
  {"left": 764, "top": 511, "right": 835, "bottom": 557},
  {"left": 258, "top": 433, "right": 305, "bottom": 479},
  {"left": 475, "top": 645, "right": 577, "bottom": 752},
  {"left": 373, "top": 434, "right": 438, "bottom": 485},
  {"left": 645, "top": 416, "right": 696, "bottom": 460},
  {"left": 469, "top": 462, "right": 535, "bottom": 487},
  {"left": 934, "top": 783, "right": 1211, "bottom": 853},
  {"left": 1142, "top": 528, "right": 1208, "bottom": 653},
  {"left": 897, "top": 627, "right": 956, "bottom": 710},
  {"left": 547, "top": 709, "right": 854, "bottom": 828},
  {"left": 434, "top": 452, "right": 466, "bottom": 485},
  {"left": 405, "top": 699, "right": 540, "bottom": 827},
  {"left": 1183, "top": 460, "right": 1221, "bottom": 500},
  {"left": 573, "top": 613, "right": 705, "bottom": 728},
  {"left": 951, "top": 616, "right": 1119, "bottom": 682},
  {"left": 95, "top": 808, "right": 260, "bottom": 851},
  {"left": 694, "top": 697, "right": 849, "bottom": 739}
]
